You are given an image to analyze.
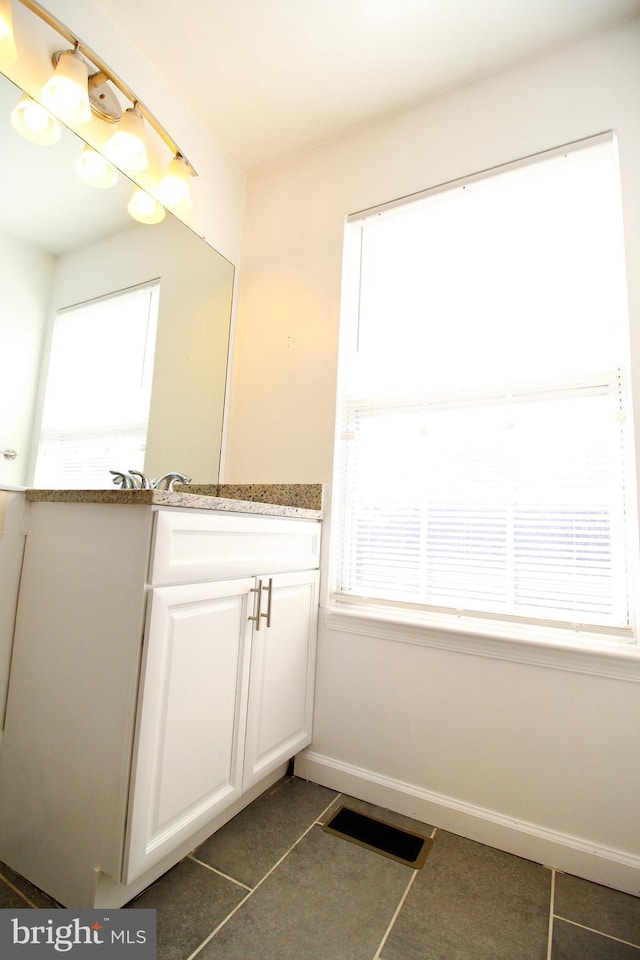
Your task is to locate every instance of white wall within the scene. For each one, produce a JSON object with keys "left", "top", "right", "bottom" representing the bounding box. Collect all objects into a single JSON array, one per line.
[
  {"left": 226, "top": 20, "right": 640, "bottom": 894},
  {"left": 0, "top": 230, "right": 53, "bottom": 486}
]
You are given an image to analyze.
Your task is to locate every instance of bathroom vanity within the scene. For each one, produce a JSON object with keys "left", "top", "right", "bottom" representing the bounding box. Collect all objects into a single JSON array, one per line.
[{"left": 0, "top": 487, "right": 322, "bottom": 907}]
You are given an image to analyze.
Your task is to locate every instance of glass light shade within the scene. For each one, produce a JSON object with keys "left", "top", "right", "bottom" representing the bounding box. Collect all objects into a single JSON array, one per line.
[
  {"left": 0, "top": 0, "right": 17, "bottom": 66},
  {"left": 76, "top": 144, "right": 118, "bottom": 188},
  {"left": 41, "top": 50, "right": 92, "bottom": 124},
  {"left": 128, "top": 187, "right": 165, "bottom": 225},
  {"left": 157, "top": 155, "right": 192, "bottom": 211},
  {"left": 106, "top": 107, "right": 148, "bottom": 172},
  {"left": 11, "top": 94, "right": 61, "bottom": 145}
]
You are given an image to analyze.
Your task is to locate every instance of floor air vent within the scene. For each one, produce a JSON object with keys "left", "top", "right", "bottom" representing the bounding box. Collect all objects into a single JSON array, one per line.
[{"left": 323, "top": 805, "right": 432, "bottom": 868}]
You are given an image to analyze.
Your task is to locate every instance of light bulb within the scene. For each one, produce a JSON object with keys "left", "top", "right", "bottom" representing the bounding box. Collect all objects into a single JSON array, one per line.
[
  {"left": 157, "top": 155, "right": 192, "bottom": 212},
  {"left": 0, "top": 0, "right": 17, "bottom": 66},
  {"left": 76, "top": 144, "right": 118, "bottom": 188},
  {"left": 106, "top": 107, "right": 148, "bottom": 173},
  {"left": 41, "top": 50, "right": 92, "bottom": 124},
  {"left": 11, "top": 95, "right": 61, "bottom": 145},
  {"left": 128, "top": 187, "right": 165, "bottom": 224}
]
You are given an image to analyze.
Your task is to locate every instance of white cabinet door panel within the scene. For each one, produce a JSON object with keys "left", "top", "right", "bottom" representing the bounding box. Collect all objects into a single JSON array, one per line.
[
  {"left": 125, "top": 578, "right": 254, "bottom": 883},
  {"left": 243, "top": 570, "right": 319, "bottom": 791}
]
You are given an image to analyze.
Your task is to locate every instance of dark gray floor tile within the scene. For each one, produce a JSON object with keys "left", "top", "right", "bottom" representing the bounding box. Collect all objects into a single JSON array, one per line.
[
  {"left": 0, "top": 872, "right": 30, "bottom": 908},
  {"left": 194, "top": 776, "right": 338, "bottom": 887},
  {"left": 552, "top": 919, "right": 640, "bottom": 959},
  {"left": 197, "top": 823, "right": 413, "bottom": 960},
  {"left": 0, "top": 862, "right": 60, "bottom": 908},
  {"left": 126, "top": 857, "right": 246, "bottom": 960},
  {"left": 555, "top": 873, "right": 640, "bottom": 947},
  {"left": 321, "top": 792, "right": 435, "bottom": 838},
  {"left": 381, "top": 830, "right": 551, "bottom": 960}
]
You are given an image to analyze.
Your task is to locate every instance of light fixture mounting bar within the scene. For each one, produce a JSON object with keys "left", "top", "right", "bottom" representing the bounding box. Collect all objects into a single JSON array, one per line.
[{"left": 15, "top": 0, "right": 197, "bottom": 176}]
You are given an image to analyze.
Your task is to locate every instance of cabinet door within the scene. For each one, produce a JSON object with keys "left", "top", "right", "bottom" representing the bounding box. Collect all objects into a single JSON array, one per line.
[
  {"left": 125, "top": 577, "right": 254, "bottom": 883},
  {"left": 243, "top": 570, "right": 319, "bottom": 791}
]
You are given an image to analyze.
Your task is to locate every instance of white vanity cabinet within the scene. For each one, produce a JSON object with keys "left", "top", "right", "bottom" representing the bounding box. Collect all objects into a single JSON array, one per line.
[{"left": 0, "top": 500, "right": 320, "bottom": 907}]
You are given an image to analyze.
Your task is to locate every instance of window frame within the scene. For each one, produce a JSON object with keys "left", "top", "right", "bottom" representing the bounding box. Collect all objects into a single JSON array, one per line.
[
  {"left": 329, "top": 133, "right": 640, "bottom": 666},
  {"left": 32, "top": 280, "right": 160, "bottom": 489}
]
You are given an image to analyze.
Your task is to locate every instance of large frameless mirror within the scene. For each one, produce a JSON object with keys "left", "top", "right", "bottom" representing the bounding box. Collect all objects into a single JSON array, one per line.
[{"left": 0, "top": 69, "right": 234, "bottom": 489}]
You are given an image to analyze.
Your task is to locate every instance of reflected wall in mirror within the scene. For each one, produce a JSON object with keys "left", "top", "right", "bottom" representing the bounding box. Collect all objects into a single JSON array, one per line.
[{"left": 0, "top": 69, "right": 234, "bottom": 488}]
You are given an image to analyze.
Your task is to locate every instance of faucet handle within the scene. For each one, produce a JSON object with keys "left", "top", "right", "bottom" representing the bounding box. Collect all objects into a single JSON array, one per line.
[
  {"left": 128, "top": 470, "right": 151, "bottom": 489},
  {"left": 110, "top": 470, "right": 135, "bottom": 489}
]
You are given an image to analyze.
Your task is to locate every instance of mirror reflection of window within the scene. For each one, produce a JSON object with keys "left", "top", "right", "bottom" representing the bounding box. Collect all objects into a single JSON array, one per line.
[{"left": 33, "top": 281, "right": 159, "bottom": 489}]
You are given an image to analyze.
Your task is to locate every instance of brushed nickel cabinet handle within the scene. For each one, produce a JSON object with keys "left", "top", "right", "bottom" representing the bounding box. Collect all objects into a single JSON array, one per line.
[
  {"left": 249, "top": 579, "right": 263, "bottom": 630},
  {"left": 261, "top": 578, "right": 273, "bottom": 628}
]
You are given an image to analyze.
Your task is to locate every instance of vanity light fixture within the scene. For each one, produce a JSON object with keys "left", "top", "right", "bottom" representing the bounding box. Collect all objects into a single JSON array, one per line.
[
  {"left": 10, "top": 93, "right": 61, "bottom": 144},
  {"left": 41, "top": 47, "right": 92, "bottom": 124},
  {"left": 157, "top": 154, "right": 192, "bottom": 212},
  {"left": 8, "top": 0, "right": 198, "bottom": 223},
  {"left": 105, "top": 105, "right": 148, "bottom": 172},
  {"left": 75, "top": 143, "right": 118, "bottom": 188},
  {"left": 0, "top": 0, "right": 17, "bottom": 65},
  {"left": 127, "top": 186, "right": 165, "bottom": 224}
]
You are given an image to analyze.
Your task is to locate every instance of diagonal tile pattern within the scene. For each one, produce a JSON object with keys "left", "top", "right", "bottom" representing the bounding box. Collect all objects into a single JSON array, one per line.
[{"left": 1, "top": 775, "right": 639, "bottom": 960}]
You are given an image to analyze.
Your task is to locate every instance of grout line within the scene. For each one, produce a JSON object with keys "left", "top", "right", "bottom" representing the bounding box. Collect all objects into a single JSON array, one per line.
[
  {"left": 373, "top": 826, "right": 438, "bottom": 960},
  {"left": 187, "top": 856, "right": 253, "bottom": 892},
  {"left": 184, "top": 890, "right": 253, "bottom": 959},
  {"left": 553, "top": 915, "right": 640, "bottom": 950},
  {"left": 312, "top": 792, "right": 343, "bottom": 825},
  {"left": 546, "top": 869, "right": 556, "bottom": 960},
  {"left": 0, "top": 871, "right": 39, "bottom": 909},
  {"left": 372, "top": 869, "right": 419, "bottom": 960},
  {"left": 185, "top": 794, "right": 341, "bottom": 960}
]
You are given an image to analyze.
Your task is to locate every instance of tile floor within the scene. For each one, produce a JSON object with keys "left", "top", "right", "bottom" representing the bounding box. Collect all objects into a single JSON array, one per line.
[{"left": 1, "top": 775, "right": 639, "bottom": 959}]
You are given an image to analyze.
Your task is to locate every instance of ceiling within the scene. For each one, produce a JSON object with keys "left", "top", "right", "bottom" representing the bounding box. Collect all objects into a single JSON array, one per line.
[{"left": 93, "top": 0, "right": 640, "bottom": 171}]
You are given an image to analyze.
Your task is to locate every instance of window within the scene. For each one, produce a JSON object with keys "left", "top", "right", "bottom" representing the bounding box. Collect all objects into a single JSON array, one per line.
[
  {"left": 34, "top": 282, "right": 159, "bottom": 488},
  {"left": 332, "top": 135, "right": 637, "bottom": 641}
]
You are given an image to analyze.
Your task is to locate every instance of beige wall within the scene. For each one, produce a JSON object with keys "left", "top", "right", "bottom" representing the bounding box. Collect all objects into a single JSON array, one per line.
[{"left": 226, "top": 20, "right": 640, "bottom": 895}]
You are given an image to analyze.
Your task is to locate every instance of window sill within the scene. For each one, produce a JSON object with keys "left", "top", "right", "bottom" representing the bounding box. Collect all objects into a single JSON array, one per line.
[{"left": 323, "top": 601, "right": 640, "bottom": 682}]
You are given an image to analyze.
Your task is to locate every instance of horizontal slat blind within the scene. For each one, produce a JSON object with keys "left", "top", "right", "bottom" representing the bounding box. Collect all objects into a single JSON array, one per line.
[
  {"left": 334, "top": 374, "right": 630, "bottom": 630},
  {"left": 37, "top": 423, "right": 148, "bottom": 488}
]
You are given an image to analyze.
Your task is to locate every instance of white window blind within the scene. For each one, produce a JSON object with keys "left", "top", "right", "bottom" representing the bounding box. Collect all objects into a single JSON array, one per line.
[
  {"left": 332, "top": 135, "right": 636, "bottom": 637},
  {"left": 34, "top": 282, "right": 159, "bottom": 489}
]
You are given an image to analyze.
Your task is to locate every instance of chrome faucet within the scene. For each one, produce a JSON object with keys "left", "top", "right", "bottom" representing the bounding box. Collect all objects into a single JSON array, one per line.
[
  {"left": 151, "top": 472, "right": 192, "bottom": 491},
  {"left": 110, "top": 469, "right": 191, "bottom": 491}
]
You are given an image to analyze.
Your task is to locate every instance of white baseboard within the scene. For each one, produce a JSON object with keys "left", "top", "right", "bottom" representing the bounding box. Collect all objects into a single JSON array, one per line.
[{"left": 295, "top": 750, "right": 640, "bottom": 897}]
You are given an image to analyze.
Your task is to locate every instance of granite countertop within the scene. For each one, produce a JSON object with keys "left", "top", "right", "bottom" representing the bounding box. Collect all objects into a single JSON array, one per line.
[{"left": 25, "top": 483, "right": 324, "bottom": 520}]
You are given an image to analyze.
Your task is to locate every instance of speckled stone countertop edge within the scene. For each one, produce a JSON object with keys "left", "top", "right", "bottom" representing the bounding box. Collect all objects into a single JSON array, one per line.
[
  {"left": 24, "top": 487, "right": 323, "bottom": 520},
  {"left": 183, "top": 483, "right": 324, "bottom": 512}
]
